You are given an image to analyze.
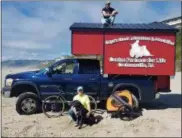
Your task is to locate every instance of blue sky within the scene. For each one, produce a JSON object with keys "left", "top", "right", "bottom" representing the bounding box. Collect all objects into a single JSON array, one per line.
[{"left": 1, "top": 1, "right": 181, "bottom": 61}]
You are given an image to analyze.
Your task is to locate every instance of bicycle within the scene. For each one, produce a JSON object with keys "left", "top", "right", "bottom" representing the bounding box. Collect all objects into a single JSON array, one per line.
[{"left": 42, "top": 86, "right": 98, "bottom": 118}]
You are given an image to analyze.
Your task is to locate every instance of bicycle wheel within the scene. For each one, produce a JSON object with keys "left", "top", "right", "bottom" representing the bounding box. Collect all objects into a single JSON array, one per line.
[
  {"left": 88, "top": 95, "right": 97, "bottom": 112},
  {"left": 42, "top": 96, "right": 65, "bottom": 118}
]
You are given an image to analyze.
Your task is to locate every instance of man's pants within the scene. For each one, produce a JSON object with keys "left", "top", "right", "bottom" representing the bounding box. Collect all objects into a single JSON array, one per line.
[
  {"left": 68, "top": 108, "right": 77, "bottom": 122},
  {"left": 101, "top": 16, "right": 115, "bottom": 25}
]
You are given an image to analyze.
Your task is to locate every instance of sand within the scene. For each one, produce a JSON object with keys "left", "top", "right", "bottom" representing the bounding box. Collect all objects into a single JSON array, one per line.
[{"left": 1, "top": 67, "right": 181, "bottom": 137}]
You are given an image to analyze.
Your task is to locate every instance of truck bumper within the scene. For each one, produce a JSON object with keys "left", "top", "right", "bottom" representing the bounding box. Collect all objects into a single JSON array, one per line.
[{"left": 2, "top": 87, "right": 11, "bottom": 98}]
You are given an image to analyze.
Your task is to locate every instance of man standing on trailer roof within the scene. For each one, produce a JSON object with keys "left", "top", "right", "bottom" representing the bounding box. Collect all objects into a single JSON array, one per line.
[{"left": 101, "top": 1, "right": 119, "bottom": 25}]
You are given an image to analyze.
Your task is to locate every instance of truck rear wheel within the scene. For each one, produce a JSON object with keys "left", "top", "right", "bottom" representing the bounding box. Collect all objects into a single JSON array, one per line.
[{"left": 16, "top": 92, "right": 40, "bottom": 115}]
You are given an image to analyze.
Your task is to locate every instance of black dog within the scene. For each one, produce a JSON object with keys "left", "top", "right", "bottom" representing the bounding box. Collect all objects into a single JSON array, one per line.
[{"left": 69, "top": 100, "right": 96, "bottom": 129}]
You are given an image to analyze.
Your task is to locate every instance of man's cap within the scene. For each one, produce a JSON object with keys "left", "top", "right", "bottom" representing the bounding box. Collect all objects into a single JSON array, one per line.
[
  {"left": 77, "top": 86, "right": 83, "bottom": 92},
  {"left": 106, "top": 1, "right": 111, "bottom": 4}
]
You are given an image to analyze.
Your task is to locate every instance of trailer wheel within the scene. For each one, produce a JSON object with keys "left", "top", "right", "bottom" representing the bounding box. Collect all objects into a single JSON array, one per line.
[
  {"left": 114, "top": 90, "right": 139, "bottom": 109},
  {"left": 106, "top": 90, "right": 139, "bottom": 112},
  {"left": 115, "top": 90, "right": 140, "bottom": 121}
]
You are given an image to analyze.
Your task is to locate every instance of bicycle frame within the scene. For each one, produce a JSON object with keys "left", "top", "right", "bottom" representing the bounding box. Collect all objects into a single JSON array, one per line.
[{"left": 47, "top": 86, "right": 71, "bottom": 104}]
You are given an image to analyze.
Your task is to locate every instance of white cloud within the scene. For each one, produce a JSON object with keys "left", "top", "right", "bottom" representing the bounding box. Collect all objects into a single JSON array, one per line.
[
  {"left": 2, "top": 2, "right": 103, "bottom": 53},
  {"left": 2, "top": 1, "right": 181, "bottom": 60},
  {"left": 4, "top": 40, "right": 51, "bottom": 49},
  {"left": 115, "top": 1, "right": 180, "bottom": 23},
  {"left": 161, "top": 4, "right": 181, "bottom": 21}
]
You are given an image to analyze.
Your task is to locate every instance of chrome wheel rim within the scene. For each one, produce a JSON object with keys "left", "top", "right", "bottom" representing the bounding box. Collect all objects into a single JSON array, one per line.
[{"left": 21, "top": 98, "right": 36, "bottom": 113}]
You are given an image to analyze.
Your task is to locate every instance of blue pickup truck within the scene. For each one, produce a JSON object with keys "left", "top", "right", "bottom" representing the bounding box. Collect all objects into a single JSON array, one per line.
[{"left": 2, "top": 58, "right": 159, "bottom": 115}]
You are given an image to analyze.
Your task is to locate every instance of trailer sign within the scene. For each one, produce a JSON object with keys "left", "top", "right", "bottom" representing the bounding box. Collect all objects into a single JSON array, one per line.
[
  {"left": 109, "top": 57, "right": 166, "bottom": 68},
  {"left": 104, "top": 33, "right": 175, "bottom": 75},
  {"left": 108, "top": 40, "right": 167, "bottom": 68},
  {"left": 105, "top": 36, "right": 175, "bottom": 46}
]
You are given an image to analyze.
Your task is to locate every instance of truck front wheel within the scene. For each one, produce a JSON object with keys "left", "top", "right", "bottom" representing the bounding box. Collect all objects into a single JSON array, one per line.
[{"left": 16, "top": 92, "right": 41, "bottom": 115}]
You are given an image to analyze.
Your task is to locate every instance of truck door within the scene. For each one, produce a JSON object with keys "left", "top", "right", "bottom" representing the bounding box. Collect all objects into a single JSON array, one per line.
[
  {"left": 43, "top": 59, "right": 100, "bottom": 101},
  {"left": 50, "top": 59, "right": 78, "bottom": 100},
  {"left": 76, "top": 59, "right": 101, "bottom": 100}
]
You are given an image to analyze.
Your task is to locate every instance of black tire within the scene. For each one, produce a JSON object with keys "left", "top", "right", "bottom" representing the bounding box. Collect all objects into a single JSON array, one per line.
[
  {"left": 131, "top": 93, "right": 139, "bottom": 109},
  {"left": 117, "top": 105, "right": 133, "bottom": 121},
  {"left": 16, "top": 92, "right": 40, "bottom": 115},
  {"left": 116, "top": 93, "right": 140, "bottom": 121}
]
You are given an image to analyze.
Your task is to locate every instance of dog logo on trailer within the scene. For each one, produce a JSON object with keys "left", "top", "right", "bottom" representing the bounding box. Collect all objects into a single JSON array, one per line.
[{"left": 129, "top": 40, "right": 153, "bottom": 58}]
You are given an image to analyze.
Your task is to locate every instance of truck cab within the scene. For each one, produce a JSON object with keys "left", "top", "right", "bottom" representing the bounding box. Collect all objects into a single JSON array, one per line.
[
  {"left": 2, "top": 58, "right": 102, "bottom": 114},
  {"left": 41, "top": 58, "right": 101, "bottom": 101}
]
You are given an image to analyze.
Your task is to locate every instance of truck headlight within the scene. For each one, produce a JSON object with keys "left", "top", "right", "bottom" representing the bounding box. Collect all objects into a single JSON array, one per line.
[{"left": 6, "top": 78, "right": 13, "bottom": 87}]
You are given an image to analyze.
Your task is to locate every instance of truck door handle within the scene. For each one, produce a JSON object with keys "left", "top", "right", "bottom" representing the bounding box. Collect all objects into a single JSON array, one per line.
[{"left": 64, "top": 78, "right": 72, "bottom": 80}]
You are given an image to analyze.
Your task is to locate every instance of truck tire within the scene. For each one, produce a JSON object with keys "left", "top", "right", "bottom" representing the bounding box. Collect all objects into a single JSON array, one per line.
[
  {"left": 131, "top": 93, "right": 139, "bottom": 109},
  {"left": 16, "top": 92, "right": 41, "bottom": 115}
]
